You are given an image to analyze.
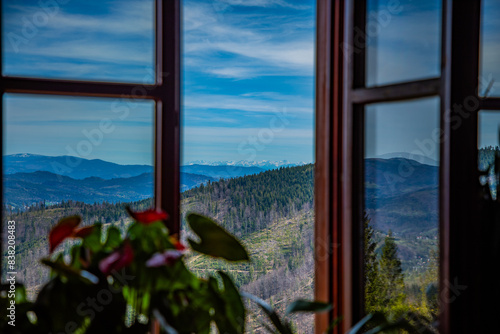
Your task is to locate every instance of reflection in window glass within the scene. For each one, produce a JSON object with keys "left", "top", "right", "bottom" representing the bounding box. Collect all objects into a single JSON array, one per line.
[
  {"left": 478, "top": 111, "right": 500, "bottom": 198},
  {"left": 364, "top": 97, "right": 440, "bottom": 321},
  {"left": 1, "top": 0, "right": 154, "bottom": 83},
  {"left": 480, "top": 0, "right": 500, "bottom": 97},
  {"left": 181, "top": 0, "right": 316, "bottom": 332},
  {"left": 366, "top": 0, "right": 441, "bottom": 87},
  {"left": 2, "top": 94, "right": 154, "bottom": 300}
]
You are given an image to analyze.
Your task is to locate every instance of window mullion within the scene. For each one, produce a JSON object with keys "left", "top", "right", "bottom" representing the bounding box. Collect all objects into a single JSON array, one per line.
[
  {"left": 0, "top": 76, "right": 157, "bottom": 99},
  {"left": 351, "top": 78, "right": 441, "bottom": 104},
  {"left": 154, "top": 0, "right": 181, "bottom": 234}
]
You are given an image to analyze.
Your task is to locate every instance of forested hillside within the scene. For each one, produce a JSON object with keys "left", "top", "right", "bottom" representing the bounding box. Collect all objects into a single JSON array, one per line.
[
  {"left": 182, "top": 164, "right": 314, "bottom": 237},
  {"left": 2, "top": 161, "right": 442, "bottom": 332},
  {"left": 2, "top": 165, "right": 316, "bottom": 333}
]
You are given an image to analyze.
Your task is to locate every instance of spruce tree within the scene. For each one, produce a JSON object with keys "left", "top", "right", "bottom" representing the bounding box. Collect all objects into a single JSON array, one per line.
[
  {"left": 363, "top": 214, "right": 383, "bottom": 312},
  {"left": 379, "top": 230, "right": 406, "bottom": 309}
]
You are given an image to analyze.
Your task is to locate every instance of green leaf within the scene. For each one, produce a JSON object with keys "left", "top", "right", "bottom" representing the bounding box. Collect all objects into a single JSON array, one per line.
[
  {"left": 105, "top": 226, "right": 122, "bottom": 249},
  {"left": 217, "top": 271, "right": 245, "bottom": 333},
  {"left": 41, "top": 259, "right": 98, "bottom": 285},
  {"left": 285, "top": 300, "right": 331, "bottom": 315},
  {"left": 348, "top": 312, "right": 387, "bottom": 334},
  {"left": 241, "top": 291, "right": 293, "bottom": 334},
  {"left": 187, "top": 213, "right": 249, "bottom": 261},
  {"left": 82, "top": 223, "right": 103, "bottom": 253}
]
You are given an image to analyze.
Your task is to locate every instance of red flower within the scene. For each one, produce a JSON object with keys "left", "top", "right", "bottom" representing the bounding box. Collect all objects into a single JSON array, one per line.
[
  {"left": 99, "top": 241, "right": 134, "bottom": 276},
  {"left": 146, "top": 250, "right": 184, "bottom": 267},
  {"left": 49, "top": 216, "right": 81, "bottom": 253},
  {"left": 49, "top": 217, "right": 98, "bottom": 253},
  {"left": 170, "top": 236, "right": 186, "bottom": 251},
  {"left": 127, "top": 207, "right": 169, "bottom": 225},
  {"left": 74, "top": 225, "right": 95, "bottom": 238}
]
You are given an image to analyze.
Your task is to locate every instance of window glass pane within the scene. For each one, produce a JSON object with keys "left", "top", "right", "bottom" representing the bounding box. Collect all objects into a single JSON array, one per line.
[
  {"left": 366, "top": 0, "right": 441, "bottom": 87},
  {"left": 364, "top": 97, "right": 440, "bottom": 321},
  {"left": 480, "top": 0, "right": 500, "bottom": 97},
  {"left": 181, "top": 0, "right": 316, "bottom": 332},
  {"left": 2, "top": 0, "right": 154, "bottom": 83},
  {"left": 2, "top": 94, "right": 154, "bottom": 300},
  {"left": 479, "top": 111, "right": 500, "bottom": 198}
]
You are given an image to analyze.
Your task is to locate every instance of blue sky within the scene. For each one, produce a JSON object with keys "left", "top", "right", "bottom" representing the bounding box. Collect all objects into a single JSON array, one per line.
[
  {"left": 2, "top": 0, "right": 500, "bottom": 166},
  {"left": 181, "top": 0, "right": 315, "bottom": 163},
  {"left": 2, "top": 0, "right": 316, "bottom": 165}
]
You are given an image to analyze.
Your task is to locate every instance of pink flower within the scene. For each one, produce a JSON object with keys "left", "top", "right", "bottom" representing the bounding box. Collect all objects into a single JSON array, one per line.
[
  {"left": 99, "top": 241, "right": 134, "bottom": 275},
  {"left": 146, "top": 250, "right": 184, "bottom": 267}
]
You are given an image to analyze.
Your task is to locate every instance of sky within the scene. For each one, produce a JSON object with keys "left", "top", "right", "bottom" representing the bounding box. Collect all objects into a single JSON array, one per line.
[
  {"left": 2, "top": 0, "right": 500, "bottom": 166},
  {"left": 1, "top": 0, "right": 316, "bottom": 165}
]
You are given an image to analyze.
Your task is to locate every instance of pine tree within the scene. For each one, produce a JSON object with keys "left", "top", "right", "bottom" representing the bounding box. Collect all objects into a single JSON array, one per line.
[
  {"left": 421, "top": 248, "right": 439, "bottom": 317},
  {"left": 379, "top": 230, "right": 406, "bottom": 310},
  {"left": 363, "top": 214, "right": 383, "bottom": 312}
]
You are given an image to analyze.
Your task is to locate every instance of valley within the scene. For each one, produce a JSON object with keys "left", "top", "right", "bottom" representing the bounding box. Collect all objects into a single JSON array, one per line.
[{"left": 1, "top": 153, "right": 443, "bottom": 332}]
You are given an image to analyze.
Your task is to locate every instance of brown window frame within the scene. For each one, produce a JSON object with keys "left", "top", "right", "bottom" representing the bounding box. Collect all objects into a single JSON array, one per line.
[
  {"left": 6, "top": 0, "right": 500, "bottom": 332},
  {"left": 315, "top": 0, "right": 500, "bottom": 333},
  {"left": 0, "top": 0, "right": 181, "bottom": 275}
]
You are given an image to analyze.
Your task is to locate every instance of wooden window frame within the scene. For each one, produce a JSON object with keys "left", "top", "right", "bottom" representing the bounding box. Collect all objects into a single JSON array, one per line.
[
  {"left": 315, "top": 0, "right": 500, "bottom": 333},
  {"left": 0, "top": 0, "right": 181, "bottom": 276},
  {"left": 5, "top": 0, "right": 500, "bottom": 332}
]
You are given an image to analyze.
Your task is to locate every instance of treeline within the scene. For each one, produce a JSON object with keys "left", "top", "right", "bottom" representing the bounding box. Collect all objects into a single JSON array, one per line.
[
  {"left": 1, "top": 198, "right": 154, "bottom": 292},
  {"left": 364, "top": 215, "right": 438, "bottom": 323},
  {"left": 478, "top": 146, "right": 500, "bottom": 171},
  {"left": 181, "top": 164, "right": 314, "bottom": 238},
  {"left": 2, "top": 199, "right": 153, "bottom": 245}
]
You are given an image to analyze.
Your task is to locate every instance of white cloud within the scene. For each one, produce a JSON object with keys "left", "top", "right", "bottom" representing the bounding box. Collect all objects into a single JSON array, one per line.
[
  {"left": 183, "top": 126, "right": 313, "bottom": 144},
  {"left": 183, "top": 1, "right": 315, "bottom": 79},
  {"left": 183, "top": 92, "right": 313, "bottom": 114},
  {"left": 214, "top": 0, "right": 310, "bottom": 9},
  {"left": 3, "top": 0, "right": 154, "bottom": 80}
]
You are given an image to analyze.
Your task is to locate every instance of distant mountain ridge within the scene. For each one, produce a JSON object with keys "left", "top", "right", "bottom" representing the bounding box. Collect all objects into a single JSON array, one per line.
[
  {"left": 364, "top": 158, "right": 438, "bottom": 234},
  {"left": 4, "top": 154, "right": 287, "bottom": 180},
  {"left": 180, "top": 164, "right": 265, "bottom": 179},
  {"left": 4, "top": 171, "right": 154, "bottom": 207},
  {"left": 3, "top": 170, "right": 215, "bottom": 208},
  {"left": 184, "top": 160, "right": 307, "bottom": 170},
  {"left": 375, "top": 152, "right": 439, "bottom": 166},
  {"left": 4, "top": 154, "right": 153, "bottom": 180}
]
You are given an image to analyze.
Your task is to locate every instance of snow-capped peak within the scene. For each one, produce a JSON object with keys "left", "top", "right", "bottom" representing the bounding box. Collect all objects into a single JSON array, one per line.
[{"left": 183, "top": 160, "right": 309, "bottom": 170}]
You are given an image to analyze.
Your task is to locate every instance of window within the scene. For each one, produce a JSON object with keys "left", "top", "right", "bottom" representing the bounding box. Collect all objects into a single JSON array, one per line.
[
  {"left": 181, "top": 1, "right": 316, "bottom": 332},
  {"left": 2, "top": 1, "right": 318, "bottom": 332},
  {"left": 5, "top": 0, "right": 500, "bottom": 333},
  {"left": 316, "top": 0, "right": 500, "bottom": 333},
  {"left": 1, "top": 0, "right": 181, "bottom": 299}
]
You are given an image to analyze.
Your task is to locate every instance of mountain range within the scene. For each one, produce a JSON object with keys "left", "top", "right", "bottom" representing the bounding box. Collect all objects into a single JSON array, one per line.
[
  {"left": 4, "top": 154, "right": 267, "bottom": 180},
  {"left": 4, "top": 154, "right": 153, "bottom": 179},
  {"left": 184, "top": 160, "right": 307, "bottom": 170},
  {"left": 364, "top": 158, "right": 438, "bottom": 235},
  {"left": 180, "top": 164, "right": 264, "bottom": 179},
  {"left": 3, "top": 171, "right": 219, "bottom": 208},
  {"left": 2, "top": 154, "right": 272, "bottom": 208},
  {"left": 3, "top": 154, "right": 440, "bottom": 233},
  {"left": 374, "top": 152, "right": 439, "bottom": 166}
]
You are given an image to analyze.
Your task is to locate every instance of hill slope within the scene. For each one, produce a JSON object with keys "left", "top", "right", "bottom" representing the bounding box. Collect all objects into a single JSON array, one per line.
[
  {"left": 3, "top": 171, "right": 214, "bottom": 207},
  {"left": 2, "top": 161, "right": 439, "bottom": 333},
  {"left": 364, "top": 158, "right": 438, "bottom": 234}
]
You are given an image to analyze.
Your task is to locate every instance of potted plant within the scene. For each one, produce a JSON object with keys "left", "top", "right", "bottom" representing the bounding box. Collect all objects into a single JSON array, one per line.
[{"left": 0, "top": 208, "right": 430, "bottom": 333}]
